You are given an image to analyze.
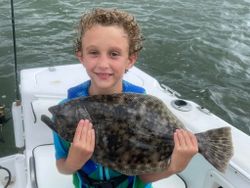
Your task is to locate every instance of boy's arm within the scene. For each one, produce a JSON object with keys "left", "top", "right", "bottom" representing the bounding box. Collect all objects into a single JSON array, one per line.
[
  {"left": 139, "top": 129, "right": 198, "bottom": 182},
  {"left": 56, "top": 119, "right": 95, "bottom": 174}
]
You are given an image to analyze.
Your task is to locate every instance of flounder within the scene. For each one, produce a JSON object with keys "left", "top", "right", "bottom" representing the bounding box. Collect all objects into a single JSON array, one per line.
[{"left": 41, "top": 93, "right": 233, "bottom": 175}]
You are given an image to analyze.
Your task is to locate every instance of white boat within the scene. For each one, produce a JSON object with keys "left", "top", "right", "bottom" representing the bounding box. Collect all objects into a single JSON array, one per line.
[{"left": 0, "top": 64, "right": 250, "bottom": 188}]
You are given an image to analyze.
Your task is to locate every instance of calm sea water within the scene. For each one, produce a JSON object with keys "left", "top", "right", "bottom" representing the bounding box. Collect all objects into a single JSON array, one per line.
[{"left": 0, "top": 0, "right": 249, "bottom": 157}]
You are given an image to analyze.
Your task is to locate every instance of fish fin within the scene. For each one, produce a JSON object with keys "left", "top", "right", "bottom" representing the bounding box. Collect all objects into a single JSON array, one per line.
[
  {"left": 76, "top": 104, "right": 93, "bottom": 122},
  {"left": 48, "top": 105, "right": 57, "bottom": 115},
  {"left": 196, "top": 127, "right": 233, "bottom": 172},
  {"left": 41, "top": 115, "right": 58, "bottom": 133},
  {"left": 82, "top": 105, "right": 92, "bottom": 122}
]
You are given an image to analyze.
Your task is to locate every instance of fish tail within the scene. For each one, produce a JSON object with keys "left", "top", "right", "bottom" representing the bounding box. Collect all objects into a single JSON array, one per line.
[
  {"left": 195, "top": 127, "right": 233, "bottom": 172},
  {"left": 41, "top": 115, "right": 58, "bottom": 133}
]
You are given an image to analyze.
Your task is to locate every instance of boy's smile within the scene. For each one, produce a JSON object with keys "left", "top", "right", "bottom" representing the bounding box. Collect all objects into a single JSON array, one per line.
[
  {"left": 95, "top": 72, "right": 113, "bottom": 80},
  {"left": 77, "top": 25, "right": 137, "bottom": 95}
]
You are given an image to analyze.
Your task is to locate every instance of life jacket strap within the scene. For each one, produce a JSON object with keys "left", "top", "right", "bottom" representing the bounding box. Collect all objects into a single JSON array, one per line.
[{"left": 79, "top": 170, "right": 130, "bottom": 188}]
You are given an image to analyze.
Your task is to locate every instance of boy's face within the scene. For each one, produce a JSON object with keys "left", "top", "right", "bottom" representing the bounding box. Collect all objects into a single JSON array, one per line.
[{"left": 77, "top": 25, "right": 136, "bottom": 95}]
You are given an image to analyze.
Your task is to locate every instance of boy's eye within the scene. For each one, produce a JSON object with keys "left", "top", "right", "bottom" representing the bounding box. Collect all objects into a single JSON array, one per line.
[
  {"left": 89, "top": 51, "right": 98, "bottom": 55},
  {"left": 110, "top": 51, "right": 120, "bottom": 58}
]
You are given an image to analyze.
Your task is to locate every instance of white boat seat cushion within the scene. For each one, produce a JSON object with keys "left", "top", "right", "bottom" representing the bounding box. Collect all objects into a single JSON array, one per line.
[
  {"left": 152, "top": 175, "right": 186, "bottom": 188},
  {"left": 32, "top": 144, "right": 74, "bottom": 188},
  {"left": 32, "top": 144, "right": 186, "bottom": 188}
]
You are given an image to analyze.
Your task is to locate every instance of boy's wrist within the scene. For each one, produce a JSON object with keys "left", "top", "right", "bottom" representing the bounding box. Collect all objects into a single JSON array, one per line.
[
  {"left": 166, "top": 158, "right": 180, "bottom": 175},
  {"left": 64, "top": 158, "right": 82, "bottom": 173}
]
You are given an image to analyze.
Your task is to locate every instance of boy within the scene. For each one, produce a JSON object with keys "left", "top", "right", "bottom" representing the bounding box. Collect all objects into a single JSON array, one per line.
[{"left": 53, "top": 8, "right": 198, "bottom": 188}]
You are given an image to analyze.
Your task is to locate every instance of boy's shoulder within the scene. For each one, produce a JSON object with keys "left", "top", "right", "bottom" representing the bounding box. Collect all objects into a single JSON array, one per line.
[
  {"left": 67, "top": 80, "right": 91, "bottom": 99},
  {"left": 123, "top": 80, "right": 146, "bottom": 94}
]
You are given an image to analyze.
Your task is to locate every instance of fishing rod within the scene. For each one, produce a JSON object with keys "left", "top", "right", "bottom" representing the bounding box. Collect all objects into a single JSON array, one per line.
[
  {"left": 10, "top": 0, "right": 20, "bottom": 100},
  {"left": 0, "top": 0, "right": 20, "bottom": 142},
  {"left": 0, "top": 0, "right": 18, "bottom": 143}
]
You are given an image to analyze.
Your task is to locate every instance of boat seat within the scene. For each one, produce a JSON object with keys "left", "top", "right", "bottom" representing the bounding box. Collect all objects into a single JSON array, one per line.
[
  {"left": 152, "top": 175, "right": 186, "bottom": 188},
  {"left": 31, "top": 144, "right": 74, "bottom": 188},
  {"left": 31, "top": 144, "right": 186, "bottom": 188}
]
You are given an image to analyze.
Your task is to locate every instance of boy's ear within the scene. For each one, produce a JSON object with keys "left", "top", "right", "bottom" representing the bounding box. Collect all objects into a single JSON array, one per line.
[
  {"left": 127, "top": 53, "right": 138, "bottom": 69},
  {"left": 76, "top": 51, "right": 84, "bottom": 64}
]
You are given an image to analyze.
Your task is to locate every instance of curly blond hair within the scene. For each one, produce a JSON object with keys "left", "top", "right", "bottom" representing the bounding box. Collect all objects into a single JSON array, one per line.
[{"left": 74, "top": 8, "right": 143, "bottom": 55}]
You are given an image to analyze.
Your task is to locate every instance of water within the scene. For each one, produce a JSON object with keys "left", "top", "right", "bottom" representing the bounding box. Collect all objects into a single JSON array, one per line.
[{"left": 0, "top": 0, "right": 249, "bottom": 157}]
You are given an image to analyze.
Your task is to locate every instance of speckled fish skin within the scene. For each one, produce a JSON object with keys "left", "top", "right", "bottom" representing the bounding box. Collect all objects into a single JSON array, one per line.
[{"left": 41, "top": 93, "right": 233, "bottom": 175}]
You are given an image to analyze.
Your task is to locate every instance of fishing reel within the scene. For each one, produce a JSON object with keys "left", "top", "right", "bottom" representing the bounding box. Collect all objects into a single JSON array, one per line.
[
  {"left": 0, "top": 105, "right": 6, "bottom": 124},
  {"left": 0, "top": 104, "right": 11, "bottom": 143}
]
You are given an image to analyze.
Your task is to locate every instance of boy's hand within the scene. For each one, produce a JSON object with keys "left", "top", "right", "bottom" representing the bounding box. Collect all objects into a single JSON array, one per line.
[
  {"left": 65, "top": 119, "right": 95, "bottom": 171},
  {"left": 168, "top": 129, "right": 198, "bottom": 173}
]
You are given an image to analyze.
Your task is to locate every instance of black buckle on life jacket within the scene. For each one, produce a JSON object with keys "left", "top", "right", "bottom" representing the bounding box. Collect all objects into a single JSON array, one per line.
[
  {"left": 90, "top": 179, "right": 117, "bottom": 188},
  {"left": 79, "top": 170, "right": 129, "bottom": 188}
]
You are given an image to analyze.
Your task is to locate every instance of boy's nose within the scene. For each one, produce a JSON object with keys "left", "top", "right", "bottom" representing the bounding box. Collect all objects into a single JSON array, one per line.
[{"left": 97, "top": 54, "right": 109, "bottom": 68}]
